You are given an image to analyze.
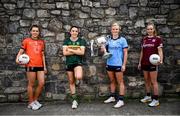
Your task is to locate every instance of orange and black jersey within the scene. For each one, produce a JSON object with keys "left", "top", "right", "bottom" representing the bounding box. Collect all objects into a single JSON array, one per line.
[{"left": 21, "top": 38, "right": 45, "bottom": 67}]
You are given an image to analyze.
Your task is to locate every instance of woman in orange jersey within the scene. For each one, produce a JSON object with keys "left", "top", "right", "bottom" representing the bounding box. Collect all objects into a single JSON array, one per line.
[{"left": 16, "top": 25, "right": 47, "bottom": 110}]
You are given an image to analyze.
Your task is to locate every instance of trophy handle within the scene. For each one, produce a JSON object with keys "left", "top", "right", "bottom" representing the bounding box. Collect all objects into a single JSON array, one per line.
[{"left": 90, "top": 39, "right": 94, "bottom": 56}]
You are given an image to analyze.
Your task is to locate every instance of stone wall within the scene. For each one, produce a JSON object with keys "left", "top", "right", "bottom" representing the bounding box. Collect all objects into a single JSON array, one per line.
[{"left": 0, "top": 0, "right": 179, "bottom": 102}]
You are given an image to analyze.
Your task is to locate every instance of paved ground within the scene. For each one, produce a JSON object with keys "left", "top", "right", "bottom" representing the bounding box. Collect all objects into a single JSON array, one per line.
[{"left": 0, "top": 98, "right": 179, "bottom": 115}]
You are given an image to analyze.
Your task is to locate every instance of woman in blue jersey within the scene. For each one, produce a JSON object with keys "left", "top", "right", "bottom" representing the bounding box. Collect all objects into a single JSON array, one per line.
[{"left": 103, "top": 22, "right": 128, "bottom": 108}]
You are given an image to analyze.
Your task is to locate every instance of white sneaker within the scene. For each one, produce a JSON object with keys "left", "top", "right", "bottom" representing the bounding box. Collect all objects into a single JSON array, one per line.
[
  {"left": 140, "top": 96, "right": 152, "bottom": 103},
  {"left": 148, "top": 99, "right": 160, "bottom": 107},
  {"left": 72, "top": 100, "right": 78, "bottom": 109},
  {"left": 113, "top": 100, "right": 124, "bottom": 108},
  {"left": 104, "top": 97, "right": 116, "bottom": 103},
  {"left": 27, "top": 102, "right": 39, "bottom": 110},
  {"left": 34, "top": 100, "right": 42, "bottom": 108}
]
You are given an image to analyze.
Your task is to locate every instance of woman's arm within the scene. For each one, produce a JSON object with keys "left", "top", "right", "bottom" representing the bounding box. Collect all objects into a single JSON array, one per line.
[
  {"left": 158, "top": 47, "right": 163, "bottom": 64},
  {"left": 139, "top": 49, "right": 143, "bottom": 65},
  {"left": 68, "top": 46, "right": 85, "bottom": 55},
  {"left": 63, "top": 46, "right": 75, "bottom": 56},
  {"left": 138, "top": 49, "right": 143, "bottom": 70},
  {"left": 42, "top": 51, "right": 47, "bottom": 74},
  {"left": 16, "top": 49, "right": 24, "bottom": 64},
  {"left": 121, "top": 48, "right": 128, "bottom": 72},
  {"left": 63, "top": 46, "right": 85, "bottom": 56}
]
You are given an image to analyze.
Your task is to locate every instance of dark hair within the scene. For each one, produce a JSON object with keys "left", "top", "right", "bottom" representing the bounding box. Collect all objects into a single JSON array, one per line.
[
  {"left": 29, "top": 25, "right": 42, "bottom": 38},
  {"left": 70, "top": 26, "right": 79, "bottom": 32}
]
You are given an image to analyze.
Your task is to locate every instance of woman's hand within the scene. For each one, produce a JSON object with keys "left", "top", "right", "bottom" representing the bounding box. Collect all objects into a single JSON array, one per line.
[
  {"left": 121, "top": 65, "right": 126, "bottom": 72},
  {"left": 138, "top": 63, "right": 141, "bottom": 70},
  {"left": 44, "top": 67, "right": 47, "bottom": 74},
  {"left": 157, "top": 60, "right": 163, "bottom": 65},
  {"left": 16, "top": 57, "right": 24, "bottom": 65}
]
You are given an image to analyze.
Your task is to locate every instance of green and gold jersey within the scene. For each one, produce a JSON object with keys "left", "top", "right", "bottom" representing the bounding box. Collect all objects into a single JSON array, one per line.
[{"left": 63, "top": 37, "right": 86, "bottom": 66}]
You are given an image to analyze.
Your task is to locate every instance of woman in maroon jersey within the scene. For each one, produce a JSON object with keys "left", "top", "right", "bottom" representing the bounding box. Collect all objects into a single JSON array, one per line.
[{"left": 138, "top": 22, "right": 163, "bottom": 107}]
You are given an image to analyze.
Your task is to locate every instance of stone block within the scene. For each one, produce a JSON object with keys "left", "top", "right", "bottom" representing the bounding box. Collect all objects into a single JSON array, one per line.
[
  {"left": 105, "top": 8, "right": 116, "bottom": 15},
  {"left": 56, "top": 2, "right": 69, "bottom": 9},
  {"left": 177, "top": 60, "right": 180, "bottom": 65},
  {"left": 7, "top": 94, "right": 20, "bottom": 102},
  {"left": 129, "top": 7, "right": 137, "bottom": 19},
  {"left": 0, "top": 94, "right": 7, "bottom": 102},
  {"left": 91, "top": 8, "right": 104, "bottom": 18},
  {"left": 4, "top": 87, "right": 26, "bottom": 94},
  {"left": 23, "top": 9, "right": 35, "bottom": 19},
  {"left": 37, "top": 10, "right": 50, "bottom": 17},
  {"left": 98, "top": 84, "right": 109, "bottom": 97},
  {"left": 52, "top": 93, "right": 66, "bottom": 100}
]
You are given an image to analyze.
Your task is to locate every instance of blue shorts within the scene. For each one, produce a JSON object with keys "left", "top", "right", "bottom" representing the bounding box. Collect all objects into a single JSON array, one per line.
[
  {"left": 25, "top": 67, "right": 44, "bottom": 72},
  {"left": 106, "top": 65, "right": 122, "bottom": 72},
  {"left": 141, "top": 65, "right": 158, "bottom": 71}
]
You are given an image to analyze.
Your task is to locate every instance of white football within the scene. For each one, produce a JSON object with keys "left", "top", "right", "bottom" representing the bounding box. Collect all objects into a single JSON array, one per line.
[
  {"left": 18, "top": 54, "right": 30, "bottom": 64},
  {"left": 149, "top": 54, "right": 160, "bottom": 65}
]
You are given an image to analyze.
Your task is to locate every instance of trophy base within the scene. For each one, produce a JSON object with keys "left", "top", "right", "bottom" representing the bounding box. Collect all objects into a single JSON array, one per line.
[{"left": 102, "top": 53, "right": 112, "bottom": 59}]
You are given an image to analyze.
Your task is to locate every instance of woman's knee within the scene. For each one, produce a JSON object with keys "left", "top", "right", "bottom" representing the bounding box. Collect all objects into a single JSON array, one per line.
[
  {"left": 76, "top": 75, "right": 83, "bottom": 80},
  {"left": 74, "top": 66, "right": 83, "bottom": 79},
  {"left": 69, "top": 79, "right": 75, "bottom": 85},
  {"left": 28, "top": 81, "right": 35, "bottom": 87},
  {"left": 151, "top": 80, "right": 158, "bottom": 86},
  {"left": 38, "top": 81, "right": 45, "bottom": 87},
  {"left": 110, "top": 78, "right": 116, "bottom": 84}
]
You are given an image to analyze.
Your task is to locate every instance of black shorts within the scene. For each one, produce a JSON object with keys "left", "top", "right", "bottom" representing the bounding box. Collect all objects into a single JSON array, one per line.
[
  {"left": 66, "top": 63, "right": 82, "bottom": 72},
  {"left": 25, "top": 67, "right": 44, "bottom": 72},
  {"left": 106, "top": 65, "right": 122, "bottom": 72},
  {"left": 141, "top": 65, "right": 158, "bottom": 71}
]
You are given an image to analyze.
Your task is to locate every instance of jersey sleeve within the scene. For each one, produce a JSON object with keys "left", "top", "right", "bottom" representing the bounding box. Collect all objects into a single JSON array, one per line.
[
  {"left": 122, "top": 37, "right": 128, "bottom": 48},
  {"left": 63, "top": 38, "right": 68, "bottom": 47},
  {"left": 81, "top": 39, "right": 86, "bottom": 46},
  {"left": 21, "top": 38, "right": 27, "bottom": 50},
  {"left": 157, "top": 37, "right": 163, "bottom": 48},
  {"left": 42, "top": 40, "right": 45, "bottom": 51}
]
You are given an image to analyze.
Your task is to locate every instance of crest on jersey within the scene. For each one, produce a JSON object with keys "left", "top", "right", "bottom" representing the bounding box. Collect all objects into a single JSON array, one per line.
[{"left": 152, "top": 39, "right": 156, "bottom": 42}]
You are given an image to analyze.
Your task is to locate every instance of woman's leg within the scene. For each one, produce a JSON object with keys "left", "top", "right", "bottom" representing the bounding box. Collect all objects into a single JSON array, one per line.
[
  {"left": 104, "top": 71, "right": 116, "bottom": 103},
  {"left": 67, "top": 71, "right": 79, "bottom": 109},
  {"left": 34, "top": 71, "right": 45, "bottom": 101},
  {"left": 27, "top": 72, "right": 36, "bottom": 104},
  {"left": 67, "top": 71, "right": 75, "bottom": 94},
  {"left": 74, "top": 66, "right": 83, "bottom": 80},
  {"left": 115, "top": 72, "right": 125, "bottom": 96},
  {"left": 107, "top": 71, "right": 116, "bottom": 94},
  {"left": 148, "top": 71, "right": 160, "bottom": 106},
  {"left": 113, "top": 72, "right": 125, "bottom": 108},
  {"left": 149, "top": 71, "right": 159, "bottom": 98},
  {"left": 143, "top": 71, "right": 151, "bottom": 94}
]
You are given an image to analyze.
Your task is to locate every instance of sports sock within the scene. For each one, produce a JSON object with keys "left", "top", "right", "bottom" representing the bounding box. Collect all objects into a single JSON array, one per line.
[
  {"left": 152, "top": 95, "right": 158, "bottom": 100},
  {"left": 71, "top": 94, "right": 78, "bottom": 102},
  {"left": 117, "top": 95, "right": 124, "bottom": 101},
  {"left": 146, "top": 93, "right": 151, "bottom": 96}
]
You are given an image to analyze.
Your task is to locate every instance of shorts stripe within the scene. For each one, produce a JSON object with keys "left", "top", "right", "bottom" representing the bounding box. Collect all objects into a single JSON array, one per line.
[{"left": 106, "top": 65, "right": 122, "bottom": 72}]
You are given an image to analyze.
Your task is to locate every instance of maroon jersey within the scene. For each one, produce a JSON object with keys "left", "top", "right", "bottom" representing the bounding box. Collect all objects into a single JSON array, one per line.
[{"left": 141, "top": 36, "right": 163, "bottom": 65}]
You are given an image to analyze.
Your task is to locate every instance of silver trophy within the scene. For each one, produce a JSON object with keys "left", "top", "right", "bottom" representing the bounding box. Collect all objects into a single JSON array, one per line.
[{"left": 96, "top": 36, "right": 112, "bottom": 60}]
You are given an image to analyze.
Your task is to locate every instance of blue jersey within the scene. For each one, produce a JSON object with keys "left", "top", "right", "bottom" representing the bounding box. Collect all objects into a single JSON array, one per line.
[{"left": 106, "top": 36, "right": 128, "bottom": 66}]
